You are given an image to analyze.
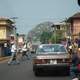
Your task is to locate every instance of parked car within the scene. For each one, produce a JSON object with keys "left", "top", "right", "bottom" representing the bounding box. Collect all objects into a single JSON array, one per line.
[{"left": 32, "top": 44, "right": 71, "bottom": 76}]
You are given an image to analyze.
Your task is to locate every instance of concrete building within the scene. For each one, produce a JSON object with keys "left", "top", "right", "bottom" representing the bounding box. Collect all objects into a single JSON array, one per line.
[
  {"left": 51, "top": 22, "right": 68, "bottom": 43},
  {"left": 54, "top": 22, "right": 68, "bottom": 38},
  {"left": 0, "top": 17, "right": 16, "bottom": 56},
  {"left": 67, "top": 12, "right": 80, "bottom": 39}
]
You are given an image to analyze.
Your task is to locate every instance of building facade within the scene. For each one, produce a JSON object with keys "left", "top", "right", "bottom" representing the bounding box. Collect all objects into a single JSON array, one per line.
[
  {"left": 67, "top": 12, "right": 80, "bottom": 39},
  {"left": 51, "top": 22, "right": 68, "bottom": 43},
  {"left": 0, "top": 17, "right": 16, "bottom": 56}
]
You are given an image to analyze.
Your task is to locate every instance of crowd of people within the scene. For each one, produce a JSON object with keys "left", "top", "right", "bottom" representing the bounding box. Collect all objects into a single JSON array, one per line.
[
  {"left": 7, "top": 40, "right": 32, "bottom": 65},
  {"left": 6, "top": 36, "right": 80, "bottom": 80},
  {"left": 56, "top": 37, "right": 80, "bottom": 80},
  {"left": 66, "top": 38, "right": 80, "bottom": 80}
]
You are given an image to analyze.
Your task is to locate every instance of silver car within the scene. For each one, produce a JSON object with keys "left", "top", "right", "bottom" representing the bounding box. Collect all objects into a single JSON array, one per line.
[{"left": 32, "top": 44, "right": 71, "bottom": 76}]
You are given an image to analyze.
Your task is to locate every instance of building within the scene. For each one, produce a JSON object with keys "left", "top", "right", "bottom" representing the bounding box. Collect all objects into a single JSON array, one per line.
[
  {"left": 54, "top": 22, "right": 68, "bottom": 38},
  {"left": 51, "top": 22, "right": 68, "bottom": 43},
  {"left": 67, "top": 12, "right": 80, "bottom": 39},
  {"left": 0, "top": 17, "right": 16, "bottom": 56}
]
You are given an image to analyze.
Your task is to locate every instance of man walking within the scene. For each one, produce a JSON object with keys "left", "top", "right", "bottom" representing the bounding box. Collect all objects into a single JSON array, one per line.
[
  {"left": 21, "top": 42, "right": 28, "bottom": 60},
  {"left": 8, "top": 42, "right": 19, "bottom": 65}
]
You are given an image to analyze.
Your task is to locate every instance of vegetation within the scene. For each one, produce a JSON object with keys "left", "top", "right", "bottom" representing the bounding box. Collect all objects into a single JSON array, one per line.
[
  {"left": 27, "top": 21, "right": 53, "bottom": 42},
  {"left": 50, "top": 30, "right": 64, "bottom": 43},
  {"left": 27, "top": 21, "right": 66, "bottom": 44},
  {"left": 40, "top": 31, "right": 52, "bottom": 44}
]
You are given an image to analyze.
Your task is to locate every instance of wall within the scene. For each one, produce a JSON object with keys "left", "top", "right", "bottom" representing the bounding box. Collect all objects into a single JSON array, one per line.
[
  {"left": 0, "top": 27, "right": 6, "bottom": 39},
  {"left": 73, "top": 19, "right": 80, "bottom": 35},
  {"left": 0, "top": 21, "right": 8, "bottom": 25}
]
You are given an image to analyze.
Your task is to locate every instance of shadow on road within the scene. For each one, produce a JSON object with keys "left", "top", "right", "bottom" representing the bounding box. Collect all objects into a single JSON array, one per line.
[{"left": 34, "top": 70, "right": 70, "bottom": 77}]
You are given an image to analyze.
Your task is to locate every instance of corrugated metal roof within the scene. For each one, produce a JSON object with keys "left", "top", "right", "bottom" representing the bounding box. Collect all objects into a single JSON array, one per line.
[{"left": 67, "top": 12, "right": 80, "bottom": 22}]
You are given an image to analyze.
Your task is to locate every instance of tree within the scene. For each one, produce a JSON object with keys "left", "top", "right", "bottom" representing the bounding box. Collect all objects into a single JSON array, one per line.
[
  {"left": 50, "top": 30, "right": 64, "bottom": 43},
  {"left": 40, "top": 31, "right": 52, "bottom": 44}
]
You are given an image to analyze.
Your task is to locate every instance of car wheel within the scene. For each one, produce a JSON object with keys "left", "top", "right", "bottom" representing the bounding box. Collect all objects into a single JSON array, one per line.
[{"left": 34, "top": 70, "right": 40, "bottom": 76}]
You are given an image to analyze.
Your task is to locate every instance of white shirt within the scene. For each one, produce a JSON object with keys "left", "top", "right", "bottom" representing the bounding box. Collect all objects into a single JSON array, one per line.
[
  {"left": 11, "top": 44, "right": 16, "bottom": 53},
  {"left": 22, "top": 44, "right": 27, "bottom": 51}
]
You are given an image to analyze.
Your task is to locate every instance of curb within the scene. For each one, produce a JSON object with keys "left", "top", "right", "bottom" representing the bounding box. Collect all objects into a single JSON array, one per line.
[{"left": 0, "top": 56, "right": 10, "bottom": 61}]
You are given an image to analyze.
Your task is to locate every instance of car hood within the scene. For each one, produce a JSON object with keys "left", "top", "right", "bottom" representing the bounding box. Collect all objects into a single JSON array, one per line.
[{"left": 35, "top": 53, "right": 69, "bottom": 59}]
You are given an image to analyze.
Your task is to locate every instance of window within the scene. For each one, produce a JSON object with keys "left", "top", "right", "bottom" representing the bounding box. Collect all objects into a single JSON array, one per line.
[{"left": 37, "top": 45, "right": 67, "bottom": 54}]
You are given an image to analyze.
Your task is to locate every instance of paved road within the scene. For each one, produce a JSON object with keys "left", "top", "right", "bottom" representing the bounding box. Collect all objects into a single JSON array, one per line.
[{"left": 0, "top": 57, "right": 70, "bottom": 80}]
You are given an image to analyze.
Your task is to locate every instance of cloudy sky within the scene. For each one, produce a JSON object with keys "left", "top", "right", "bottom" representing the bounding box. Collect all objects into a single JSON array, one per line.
[{"left": 0, "top": 0, "right": 79, "bottom": 34}]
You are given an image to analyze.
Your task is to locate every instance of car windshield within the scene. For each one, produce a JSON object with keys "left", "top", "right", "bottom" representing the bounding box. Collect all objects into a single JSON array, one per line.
[{"left": 36, "top": 44, "right": 67, "bottom": 54}]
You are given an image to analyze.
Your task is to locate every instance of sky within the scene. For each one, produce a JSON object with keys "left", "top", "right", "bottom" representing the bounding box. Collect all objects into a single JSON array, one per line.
[{"left": 0, "top": 0, "right": 80, "bottom": 34}]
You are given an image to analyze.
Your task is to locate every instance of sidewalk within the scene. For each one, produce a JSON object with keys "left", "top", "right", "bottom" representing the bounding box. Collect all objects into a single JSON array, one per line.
[{"left": 0, "top": 56, "right": 10, "bottom": 61}]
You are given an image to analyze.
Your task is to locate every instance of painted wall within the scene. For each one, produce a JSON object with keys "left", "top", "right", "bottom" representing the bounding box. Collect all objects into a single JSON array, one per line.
[
  {"left": 73, "top": 19, "right": 80, "bottom": 35},
  {"left": 0, "top": 27, "right": 6, "bottom": 39}
]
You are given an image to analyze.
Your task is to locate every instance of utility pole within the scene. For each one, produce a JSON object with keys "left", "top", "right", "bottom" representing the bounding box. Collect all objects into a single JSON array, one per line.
[{"left": 10, "top": 17, "right": 18, "bottom": 48}]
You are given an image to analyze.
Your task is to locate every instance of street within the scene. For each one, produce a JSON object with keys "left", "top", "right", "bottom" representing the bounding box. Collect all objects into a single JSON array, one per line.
[
  {"left": 0, "top": 56, "right": 70, "bottom": 80},
  {"left": 0, "top": 1, "right": 79, "bottom": 80}
]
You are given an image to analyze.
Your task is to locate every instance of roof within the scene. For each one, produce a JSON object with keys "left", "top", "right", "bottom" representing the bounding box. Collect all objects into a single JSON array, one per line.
[
  {"left": 0, "top": 17, "right": 14, "bottom": 24},
  {"left": 67, "top": 12, "right": 80, "bottom": 22},
  {"left": 71, "top": 12, "right": 80, "bottom": 18},
  {"left": 54, "top": 22, "right": 66, "bottom": 26},
  {"left": 51, "top": 22, "right": 66, "bottom": 28}
]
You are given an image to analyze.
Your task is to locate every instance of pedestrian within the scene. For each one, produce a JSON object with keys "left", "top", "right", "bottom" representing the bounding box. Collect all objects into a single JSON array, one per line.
[
  {"left": 21, "top": 42, "right": 29, "bottom": 60},
  {"left": 70, "top": 48, "right": 80, "bottom": 80},
  {"left": 27, "top": 41, "right": 32, "bottom": 59},
  {"left": 8, "top": 41, "right": 19, "bottom": 65},
  {"left": 72, "top": 40, "right": 78, "bottom": 53}
]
